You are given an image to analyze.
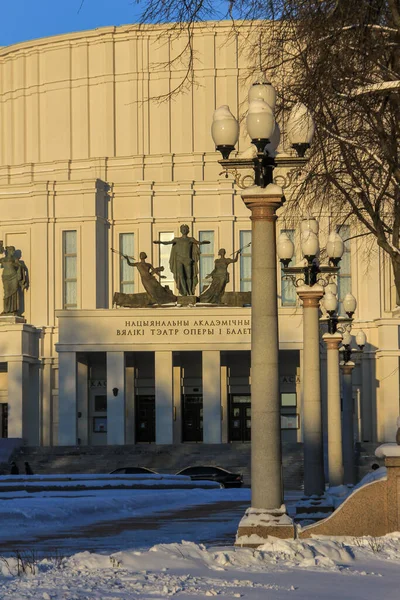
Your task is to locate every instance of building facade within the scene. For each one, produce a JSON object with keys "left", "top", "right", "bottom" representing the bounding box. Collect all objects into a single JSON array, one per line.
[{"left": 0, "top": 22, "right": 398, "bottom": 448}]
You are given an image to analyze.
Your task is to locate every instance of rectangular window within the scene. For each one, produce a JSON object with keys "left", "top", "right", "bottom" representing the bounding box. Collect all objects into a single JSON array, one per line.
[
  {"left": 93, "top": 417, "right": 107, "bottom": 433},
  {"left": 336, "top": 225, "right": 351, "bottom": 315},
  {"left": 281, "top": 393, "right": 297, "bottom": 407},
  {"left": 159, "top": 232, "right": 175, "bottom": 292},
  {"left": 120, "top": 233, "right": 135, "bottom": 294},
  {"left": 240, "top": 230, "right": 252, "bottom": 292},
  {"left": 199, "top": 231, "right": 215, "bottom": 292},
  {"left": 63, "top": 230, "right": 77, "bottom": 309},
  {"left": 280, "top": 229, "right": 296, "bottom": 306},
  {"left": 281, "top": 414, "right": 299, "bottom": 429}
]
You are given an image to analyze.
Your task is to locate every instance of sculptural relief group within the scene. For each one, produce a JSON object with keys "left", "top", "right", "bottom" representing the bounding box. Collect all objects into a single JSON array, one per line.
[
  {"left": 114, "top": 224, "right": 244, "bottom": 308},
  {"left": 0, "top": 226, "right": 246, "bottom": 316}
]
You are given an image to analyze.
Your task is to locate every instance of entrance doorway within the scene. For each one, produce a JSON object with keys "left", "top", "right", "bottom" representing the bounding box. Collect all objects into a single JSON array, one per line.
[
  {"left": 136, "top": 396, "right": 155, "bottom": 443},
  {"left": 89, "top": 393, "right": 107, "bottom": 445},
  {"left": 229, "top": 395, "right": 251, "bottom": 442},
  {"left": 1, "top": 404, "right": 7, "bottom": 438},
  {"left": 182, "top": 395, "right": 203, "bottom": 442}
]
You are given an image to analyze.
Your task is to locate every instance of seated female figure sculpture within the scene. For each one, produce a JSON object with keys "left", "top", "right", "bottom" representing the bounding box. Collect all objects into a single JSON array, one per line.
[
  {"left": 123, "top": 252, "right": 177, "bottom": 305},
  {"left": 199, "top": 248, "right": 241, "bottom": 304}
]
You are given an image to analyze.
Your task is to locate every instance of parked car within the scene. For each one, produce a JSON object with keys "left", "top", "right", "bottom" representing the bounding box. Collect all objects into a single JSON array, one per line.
[
  {"left": 109, "top": 467, "right": 158, "bottom": 475},
  {"left": 176, "top": 466, "right": 243, "bottom": 488}
]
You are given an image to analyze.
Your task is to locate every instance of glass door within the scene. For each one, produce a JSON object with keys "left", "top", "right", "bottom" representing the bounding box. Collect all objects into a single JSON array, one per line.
[
  {"left": 182, "top": 394, "right": 203, "bottom": 442},
  {"left": 229, "top": 395, "right": 251, "bottom": 442},
  {"left": 1, "top": 404, "right": 8, "bottom": 438},
  {"left": 89, "top": 394, "right": 107, "bottom": 445},
  {"left": 136, "top": 396, "right": 156, "bottom": 443}
]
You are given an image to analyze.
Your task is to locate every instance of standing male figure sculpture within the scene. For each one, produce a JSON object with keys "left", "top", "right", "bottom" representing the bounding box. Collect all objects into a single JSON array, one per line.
[
  {"left": 0, "top": 242, "right": 27, "bottom": 315},
  {"left": 154, "top": 224, "right": 210, "bottom": 296}
]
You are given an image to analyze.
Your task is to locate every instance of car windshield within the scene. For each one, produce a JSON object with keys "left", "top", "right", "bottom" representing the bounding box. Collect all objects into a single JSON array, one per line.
[
  {"left": 111, "top": 467, "right": 156, "bottom": 474},
  {"left": 178, "top": 466, "right": 229, "bottom": 475}
]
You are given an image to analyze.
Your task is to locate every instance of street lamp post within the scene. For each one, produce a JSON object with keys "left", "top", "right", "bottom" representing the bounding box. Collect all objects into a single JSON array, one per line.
[
  {"left": 211, "top": 79, "right": 314, "bottom": 542},
  {"left": 278, "top": 222, "right": 344, "bottom": 496},
  {"left": 341, "top": 329, "right": 366, "bottom": 485},
  {"left": 323, "top": 290, "right": 360, "bottom": 487}
]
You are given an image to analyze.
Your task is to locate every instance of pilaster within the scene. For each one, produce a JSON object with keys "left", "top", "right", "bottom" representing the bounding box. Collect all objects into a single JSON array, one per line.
[
  {"left": 107, "top": 352, "right": 126, "bottom": 445},
  {"left": 202, "top": 350, "right": 222, "bottom": 444},
  {"left": 155, "top": 351, "right": 173, "bottom": 444}
]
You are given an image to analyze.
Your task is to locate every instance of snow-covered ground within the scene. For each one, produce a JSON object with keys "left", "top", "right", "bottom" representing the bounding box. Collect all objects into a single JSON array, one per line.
[
  {"left": 0, "top": 482, "right": 399, "bottom": 599},
  {"left": 0, "top": 487, "right": 251, "bottom": 550},
  {"left": 1, "top": 534, "right": 400, "bottom": 599}
]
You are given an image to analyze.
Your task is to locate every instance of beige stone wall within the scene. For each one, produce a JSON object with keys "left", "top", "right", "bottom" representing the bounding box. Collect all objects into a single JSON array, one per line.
[{"left": 0, "top": 22, "right": 251, "bottom": 176}]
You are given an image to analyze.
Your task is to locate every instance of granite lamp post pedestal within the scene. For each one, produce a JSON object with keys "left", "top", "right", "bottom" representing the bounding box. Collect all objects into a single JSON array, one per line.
[{"left": 236, "top": 185, "right": 295, "bottom": 546}]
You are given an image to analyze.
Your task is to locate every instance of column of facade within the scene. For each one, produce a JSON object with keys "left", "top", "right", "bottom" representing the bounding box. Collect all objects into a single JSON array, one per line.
[
  {"left": 106, "top": 352, "right": 126, "bottom": 445},
  {"left": 7, "top": 360, "right": 29, "bottom": 440},
  {"left": 342, "top": 361, "right": 356, "bottom": 484},
  {"left": 26, "top": 362, "right": 40, "bottom": 446},
  {"left": 298, "top": 349, "right": 304, "bottom": 442},
  {"left": 77, "top": 358, "right": 89, "bottom": 445},
  {"left": 361, "top": 352, "right": 374, "bottom": 441},
  {"left": 41, "top": 358, "right": 53, "bottom": 446},
  {"left": 323, "top": 332, "right": 343, "bottom": 487},
  {"left": 202, "top": 351, "right": 222, "bottom": 444},
  {"left": 155, "top": 351, "right": 173, "bottom": 444},
  {"left": 125, "top": 364, "right": 135, "bottom": 444},
  {"left": 58, "top": 352, "right": 78, "bottom": 446},
  {"left": 221, "top": 365, "right": 229, "bottom": 443},
  {"left": 297, "top": 286, "right": 325, "bottom": 496},
  {"left": 173, "top": 364, "right": 182, "bottom": 444}
]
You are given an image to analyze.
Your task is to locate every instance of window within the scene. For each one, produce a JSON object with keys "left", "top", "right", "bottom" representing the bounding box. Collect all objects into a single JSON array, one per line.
[
  {"left": 336, "top": 225, "right": 351, "bottom": 315},
  {"left": 240, "top": 230, "right": 252, "bottom": 291},
  {"left": 120, "top": 233, "right": 135, "bottom": 294},
  {"left": 94, "top": 395, "right": 107, "bottom": 412},
  {"left": 199, "top": 231, "right": 215, "bottom": 292},
  {"left": 281, "top": 393, "right": 297, "bottom": 407},
  {"left": 93, "top": 417, "right": 107, "bottom": 433},
  {"left": 281, "top": 414, "right": 299, "bottom": 429},
  {"left": 280, "top": 229, "right": 296, "bottom": 306},
  {"left": 159, "top": 232, "right": 175, "bottom": 291},
  {"left": 63, "top": 231, "right": 77, "bottom": 309}
]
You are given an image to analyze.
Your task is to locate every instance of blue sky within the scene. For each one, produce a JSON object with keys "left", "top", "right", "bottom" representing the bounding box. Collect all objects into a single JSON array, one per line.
[{"left": 1, "top": 0, "right": 144, "bottom": 47}]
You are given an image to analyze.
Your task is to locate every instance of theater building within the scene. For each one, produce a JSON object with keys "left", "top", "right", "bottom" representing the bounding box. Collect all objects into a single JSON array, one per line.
[{"left": 0, "top": 22, "right": 398, "bottom": 450}]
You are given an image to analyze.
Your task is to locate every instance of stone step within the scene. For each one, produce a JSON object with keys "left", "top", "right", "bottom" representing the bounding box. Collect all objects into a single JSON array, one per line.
[
  {"left": 1, "top": 441, "right": 381, "bottom": 490},
  {"left": 5, "top": 443, "right": 305, "bottom": 490}
]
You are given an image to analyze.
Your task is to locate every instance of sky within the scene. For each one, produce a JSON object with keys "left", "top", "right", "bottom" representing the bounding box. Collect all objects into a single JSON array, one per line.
[{"left": 1, "top": 0, "right": 144, "bottom": 48}]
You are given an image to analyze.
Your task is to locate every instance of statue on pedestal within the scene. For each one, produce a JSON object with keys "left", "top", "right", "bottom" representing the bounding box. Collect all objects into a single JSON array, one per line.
[
  {"left": 199, "top": 248, "right": 241, "bottom": 304},
  {"left": 123, "top": 252, "right": 177, "bottom": 305},
  {"left": 0, "top": 242, "right": 27, "bottom": 315},
  {"left": 154, "top": 224, "right": 210, "bottom": 296}
]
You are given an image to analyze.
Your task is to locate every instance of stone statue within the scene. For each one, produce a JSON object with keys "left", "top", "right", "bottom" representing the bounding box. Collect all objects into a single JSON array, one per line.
[
  {"left": 199, "top": 248, "right": 241, "bottom": 304},
  {"left": 0, "top": 242, "right": 27, "bottom": 315},
  {"left": 123, "top": 252, "right": 177, "bottom": 305},
  {"left": 154, "top": 224, "right": 210, "bottom": 296}
]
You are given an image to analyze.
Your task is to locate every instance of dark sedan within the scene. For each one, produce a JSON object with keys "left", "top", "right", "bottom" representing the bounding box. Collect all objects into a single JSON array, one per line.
[
  {"left": 176, "top": 466, "right": 243, "bottom": 488},
  {"left": 109, "top": 467, "right": 158, "bottom": 475}
]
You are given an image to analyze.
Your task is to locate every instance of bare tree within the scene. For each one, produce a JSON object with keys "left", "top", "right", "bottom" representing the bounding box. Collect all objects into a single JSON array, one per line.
[{"left": 136, "top": 0, "right": 400, "bottom": 297}]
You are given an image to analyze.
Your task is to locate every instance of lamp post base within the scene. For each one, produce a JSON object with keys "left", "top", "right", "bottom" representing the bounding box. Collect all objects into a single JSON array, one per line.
[{"left": 235, "top": 506, "right": 295, "bottom": 547}]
